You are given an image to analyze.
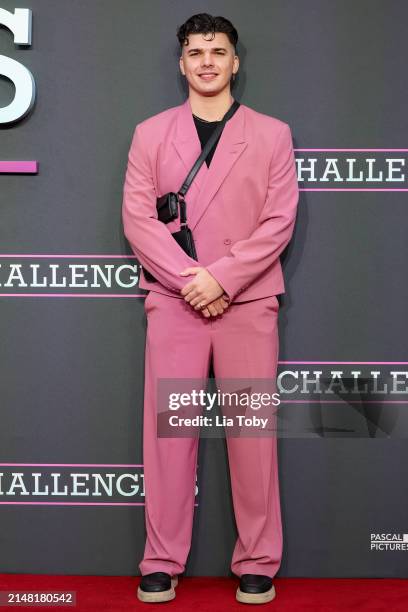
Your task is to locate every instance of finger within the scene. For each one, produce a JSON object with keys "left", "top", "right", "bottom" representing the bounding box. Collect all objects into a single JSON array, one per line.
[
  {"left": 180, "top": 283, "right": 193, "bottom": 297},
  {"left": 207, "top": 303, "right": 218, "bottom": 317},
  {"left": 208, "top": 300, "right": 222, "bottom": 315},
  {"left": 191, "top": 296, "right": 207, "bottom": 308},
  {"left": 179, "top": 267, "right": 200, "bottom": 276},
  {"left": 201, "top": 308, "right": 211, "bottom": 318},
  {"left": 184, "top": 290, "right": 200, "bottom": 304},
  {"left": 180, "top": 280, "right": 199, "bottom": 297},
  {"left": 184, "top": 292, "right": 205, "bottom": 308}
]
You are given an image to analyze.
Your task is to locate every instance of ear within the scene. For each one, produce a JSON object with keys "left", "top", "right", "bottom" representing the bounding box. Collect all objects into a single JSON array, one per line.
[{"left": 179, "top": 56, "right": 185, "bottom": 76}]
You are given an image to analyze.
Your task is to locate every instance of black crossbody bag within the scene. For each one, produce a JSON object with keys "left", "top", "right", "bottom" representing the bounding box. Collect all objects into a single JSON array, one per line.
[{"left": 143, "top": 100, "right": 240, "bottom": 282}]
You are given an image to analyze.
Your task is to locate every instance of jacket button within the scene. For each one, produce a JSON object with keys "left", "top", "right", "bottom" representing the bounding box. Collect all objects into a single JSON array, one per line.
[{"left": 224, "top": 238, "right": 231, "bottom": 245}]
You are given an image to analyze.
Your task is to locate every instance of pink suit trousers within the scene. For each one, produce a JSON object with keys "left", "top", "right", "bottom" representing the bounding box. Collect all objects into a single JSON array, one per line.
[{"left": 139, "top": 290, "right": 283, "bottom": 578}]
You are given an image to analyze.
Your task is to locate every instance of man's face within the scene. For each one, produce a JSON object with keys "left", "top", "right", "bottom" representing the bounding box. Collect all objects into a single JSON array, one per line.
[{"left": 179, "top": 32, "right": 239, "bottom": 97}]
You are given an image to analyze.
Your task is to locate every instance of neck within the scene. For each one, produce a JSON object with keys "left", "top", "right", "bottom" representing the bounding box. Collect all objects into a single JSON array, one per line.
[{"left": 188, "top": 89, "right": 234, "bottom": 122}]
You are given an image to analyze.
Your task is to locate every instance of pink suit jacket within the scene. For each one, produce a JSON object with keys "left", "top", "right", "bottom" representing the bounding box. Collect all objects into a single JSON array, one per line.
[{"left": 122, "top": 97, "right": 299, "bottom": 303}]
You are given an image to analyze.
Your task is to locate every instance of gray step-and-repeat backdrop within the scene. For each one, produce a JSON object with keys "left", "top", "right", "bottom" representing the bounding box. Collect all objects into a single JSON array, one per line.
[{"left": 1, "top": 0, "right": 407, "bottom": 577}]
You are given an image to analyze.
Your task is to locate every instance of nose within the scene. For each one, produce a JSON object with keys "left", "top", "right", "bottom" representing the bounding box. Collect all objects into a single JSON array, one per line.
[{"left": 201, "top": 52, "right": 214, "bottom": 67}]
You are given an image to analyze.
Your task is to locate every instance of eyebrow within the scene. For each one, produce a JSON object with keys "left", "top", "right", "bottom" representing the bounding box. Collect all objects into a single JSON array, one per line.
[{"left": 186, "top": 47, "right": 228, "bottom": 53}]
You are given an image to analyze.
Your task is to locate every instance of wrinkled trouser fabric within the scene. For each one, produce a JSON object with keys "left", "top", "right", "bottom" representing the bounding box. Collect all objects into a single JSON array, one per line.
[{"left": 139, "top": 291, "right": 283, "bottom": 578}]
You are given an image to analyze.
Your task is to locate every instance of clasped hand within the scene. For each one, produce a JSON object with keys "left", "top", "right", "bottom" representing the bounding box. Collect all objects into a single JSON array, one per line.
[{"left": 179, "top": 266, "right": 230, "bottom": 318}]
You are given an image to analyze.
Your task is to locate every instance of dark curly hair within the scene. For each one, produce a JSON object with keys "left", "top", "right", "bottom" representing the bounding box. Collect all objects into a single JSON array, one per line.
[{"left": 176, "top": 13, "right": 238, "bottom": 53}]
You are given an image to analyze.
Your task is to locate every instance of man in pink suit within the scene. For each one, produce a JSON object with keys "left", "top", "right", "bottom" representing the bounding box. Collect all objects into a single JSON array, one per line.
[{"left": 122, "top": 13, "right": 299, "bottom": 605}]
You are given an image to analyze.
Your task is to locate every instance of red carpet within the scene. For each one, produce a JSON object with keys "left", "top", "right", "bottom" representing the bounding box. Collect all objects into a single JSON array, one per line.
[{"left": 0, "top": 575, "right": 407, "bottom": 611}]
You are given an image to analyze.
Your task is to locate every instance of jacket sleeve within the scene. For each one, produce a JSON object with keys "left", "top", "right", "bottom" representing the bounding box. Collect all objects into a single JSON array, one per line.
[
  {"left": 122, "top": 123, "right": 201, "bottom": 293},
  {"left": 205, "top": 122, "right": 299, "bottom": 301}
]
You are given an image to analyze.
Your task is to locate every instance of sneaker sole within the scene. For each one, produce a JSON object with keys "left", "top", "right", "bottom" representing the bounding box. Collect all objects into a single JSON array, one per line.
[
  {"left": 236, "top": 583, "right": 276, "bottom": 604},
  {"left": 137, "top": 576, "right": 178, "bottom": 603}
]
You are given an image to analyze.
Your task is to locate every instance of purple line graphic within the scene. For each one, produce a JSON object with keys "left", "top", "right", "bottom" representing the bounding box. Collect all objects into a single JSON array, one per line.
[
  {"left": 281, "top": 400, "right": 408, "bottom": 404},
  {"left": 279, "top": 361, "right": 408, "bottom": 364},
  {"left": 0, "top": 161, "right": 38, "bottom": 173},
  {"left": 0, "top": 294, "right": 147, "bottom": 298},
  {"left": 294, "top": 148, "right": 408, "bottom": 152},
  {"left": 0, "top": 502, "right": 199, "bottom": 506},
  {"left": 299, "top": 188, "right": 408, "bottom": 192},
  {"left": 0, "top": 463, "right": 143, "bottom": 467},
  {"left": 300, "top": 188, "right": 408, "bottom": 191},
  {"left": 0, "top": 502, "right": 147, "bottom": 506},
  {"left": 0, "top": 255, "right": 138, "bottom": 258}
]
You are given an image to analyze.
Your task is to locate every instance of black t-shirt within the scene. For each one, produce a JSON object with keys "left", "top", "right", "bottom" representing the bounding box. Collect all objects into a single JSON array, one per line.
[{"left": 192, "top": 114, "right": 225, "bottom": 167}]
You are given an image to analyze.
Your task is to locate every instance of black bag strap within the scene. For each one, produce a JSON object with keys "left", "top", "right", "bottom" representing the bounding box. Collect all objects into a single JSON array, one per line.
[{"left": 177, "top": 99, "right": 240, "bottom": 223}]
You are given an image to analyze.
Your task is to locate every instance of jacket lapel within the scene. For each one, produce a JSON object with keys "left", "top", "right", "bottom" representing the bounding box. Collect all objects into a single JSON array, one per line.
[
  {"left": 172, "top": 97, "right": 247, "bottom": 231},
  {"left": 172, "top": 97, "right": 207, "bottom": 198}
]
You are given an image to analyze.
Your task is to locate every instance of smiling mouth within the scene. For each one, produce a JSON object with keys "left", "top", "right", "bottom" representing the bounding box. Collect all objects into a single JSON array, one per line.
[{"left": 199, "top": 73, "right": 218, "bottom": 80}]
